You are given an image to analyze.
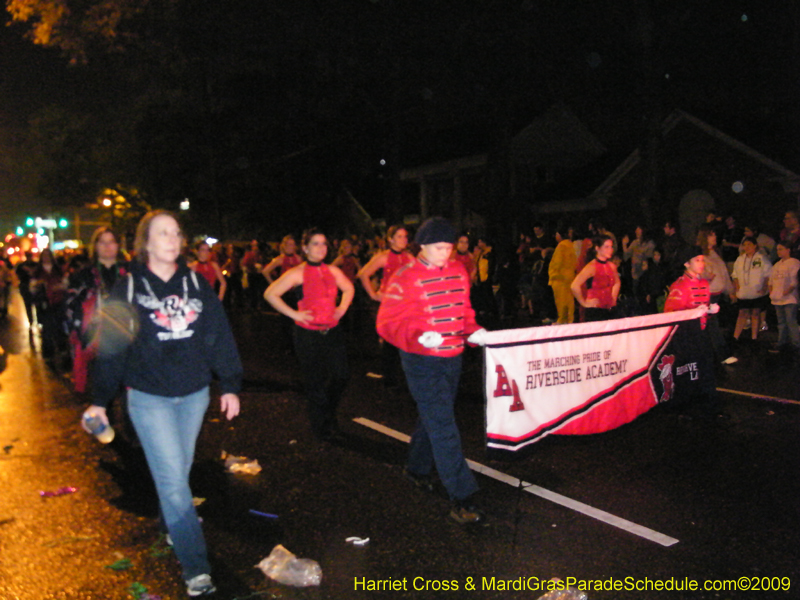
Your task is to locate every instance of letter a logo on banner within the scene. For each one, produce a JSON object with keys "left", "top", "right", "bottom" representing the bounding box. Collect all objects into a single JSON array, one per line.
[
  {"left": 492, "top": 364, "right": 524, "bottom": 412},
  {"left": 509, "top": 379, "right": 525, "bottom": 412},
  {"left": 493, "top": 364, "right": 512, "bottom": 397}
]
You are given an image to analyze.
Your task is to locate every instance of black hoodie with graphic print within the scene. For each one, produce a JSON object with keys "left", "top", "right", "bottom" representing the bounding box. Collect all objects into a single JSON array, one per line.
[{"left": 92, "top": 260, "right": 242, "bottom": 407}]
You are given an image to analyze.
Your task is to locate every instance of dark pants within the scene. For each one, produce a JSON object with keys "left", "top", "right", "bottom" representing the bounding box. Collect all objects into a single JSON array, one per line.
[
  {"left": 37, "top": 303, "right": 66, "bottom": 358},
  {"left": 247, "top": 272, "right": 267, "bottom": 310},
  {"left": 224, "top": 273, "right": 244, "bottom": 310},
  {"left": 381, "top": 338, "right": 401, "bottom": 386},
  {"left": 20, "top": 289, "right": 35, "bottom": 325},
  {"left": 585, "top": 307, "right": 614, "bottom": 322},
  {"left": 293, "top": 325, "right": 348, "bottom": 437},
  {"left": 399, "top": 350, "right": 478, "bottom": 502},
  {"left": 472, "top": 281, "right": 496, "bottom": 316},
  {"left": 708, "top": 294, "right": 731, "bottom": 361}
]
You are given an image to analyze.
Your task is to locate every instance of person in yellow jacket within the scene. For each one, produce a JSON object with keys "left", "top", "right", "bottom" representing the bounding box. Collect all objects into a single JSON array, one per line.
[{"left": 548, "top": 228, "right": 578, "bottom": 324}]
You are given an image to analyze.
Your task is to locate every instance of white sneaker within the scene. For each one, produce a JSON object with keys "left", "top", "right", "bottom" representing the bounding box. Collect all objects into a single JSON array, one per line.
[
  {"left": 186, "top": 574, "right": 216, "bottom": 596},
  {"left": 721, "top": 356, "right": 738, "bottom": 365}
]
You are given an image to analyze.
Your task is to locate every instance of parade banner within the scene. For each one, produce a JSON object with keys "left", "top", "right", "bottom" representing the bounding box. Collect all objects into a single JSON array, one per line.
[{"left": 483, "top": 308, "right": 712, "bottom": 451}]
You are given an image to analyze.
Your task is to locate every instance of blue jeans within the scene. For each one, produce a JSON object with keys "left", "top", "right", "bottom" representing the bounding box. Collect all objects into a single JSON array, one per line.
[
  {"left": 399, "top": 350, "right": 478, "bottom": 502},
  {"left": 127, "top": 387, "right": 210, "bottom": 580},
  {"left": 774, "top": 303, "right": 800, "bottom": 349}
]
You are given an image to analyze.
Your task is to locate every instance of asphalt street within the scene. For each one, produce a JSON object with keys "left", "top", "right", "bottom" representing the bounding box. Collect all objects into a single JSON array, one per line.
[{"left": 0, "top": 289, "right": 798, "bottom": 600}]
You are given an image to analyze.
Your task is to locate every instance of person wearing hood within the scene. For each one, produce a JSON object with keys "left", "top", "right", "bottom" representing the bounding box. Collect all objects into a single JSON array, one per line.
[
  {"left": 84, "top": 210, "right": 242, "bottom": 598},
  {"left": 377, "top": 217, "right": 487, "bottom": 525}
]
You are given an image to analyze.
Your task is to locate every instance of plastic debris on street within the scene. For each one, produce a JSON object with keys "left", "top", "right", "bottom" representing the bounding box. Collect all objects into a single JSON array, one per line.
[{"left": 256, "top": 544, "right": 322, "bottom": 587}]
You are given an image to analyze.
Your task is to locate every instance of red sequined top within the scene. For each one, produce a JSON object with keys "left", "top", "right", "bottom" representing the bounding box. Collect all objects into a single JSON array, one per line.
[
  {"left": 586, "top": 259, "right": 616, "bottom": 309},
  {"left": 379, "top": 249, "right": 414, "bottom": 293},
  {"left": 194, "top": 261, "right": 217, "bottom": 288},
  {"left": 295, "top": 263, "right": 339, "bottom": 331}
]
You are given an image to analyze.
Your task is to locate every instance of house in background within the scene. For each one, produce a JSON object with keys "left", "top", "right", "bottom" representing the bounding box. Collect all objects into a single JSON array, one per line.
[
  {"left": 399, "top": 104, "right": 606, "bottom": 234},
  {"left": 400, "top": 106, "right": 798, "bottom": 242},
  {"left": 585, "top": 110, "right": 799, "bottom": 242}
]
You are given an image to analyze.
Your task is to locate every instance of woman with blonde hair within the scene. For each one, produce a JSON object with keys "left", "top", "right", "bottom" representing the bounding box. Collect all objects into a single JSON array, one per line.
[
  {"left": 86, "top": 210, "right": 242, "bottom": 597},
  {"left": 262, "top": 234, "right": 302, "bottom": 284},
  {"left": 697, "top": 224, "right": 737, "bottom": 364},
  {"left": 332, "top": 238, "right": 362, "bottom": 284}
]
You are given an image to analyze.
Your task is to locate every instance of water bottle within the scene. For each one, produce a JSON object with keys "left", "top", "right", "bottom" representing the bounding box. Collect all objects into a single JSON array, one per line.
[{"left": 83, "top": 412, "right": 115, "bottom": 444}]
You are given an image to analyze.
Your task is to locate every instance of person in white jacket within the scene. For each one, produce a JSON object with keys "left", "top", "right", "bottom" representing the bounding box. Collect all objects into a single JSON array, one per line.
[
  {"left": 768, "top": 240, "right": 800, "bottom": 352},
  {"left": 732, "top": 236, "right": 772, "bottom": 342},
  {"left": 697, "top": 224, "right": 737, "bottom": 364}
]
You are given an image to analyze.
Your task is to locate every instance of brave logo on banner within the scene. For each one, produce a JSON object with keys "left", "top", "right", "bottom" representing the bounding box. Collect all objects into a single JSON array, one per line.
[{"left": 492, "top": 351, "right": 629, "bottom": 413}]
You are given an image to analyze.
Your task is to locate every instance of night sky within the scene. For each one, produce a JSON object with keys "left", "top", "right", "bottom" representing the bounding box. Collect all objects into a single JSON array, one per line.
[{"left": 0, "top": 0, "right": 797, "bottom": 234}]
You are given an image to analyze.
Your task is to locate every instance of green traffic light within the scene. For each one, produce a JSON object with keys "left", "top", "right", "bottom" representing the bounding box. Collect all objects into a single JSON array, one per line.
[
  {"left": 25, "top": 217, "right": 34, "bottom": 227},
  {"left": 58, "top": 219, "right": 68, "bottom": 228}
]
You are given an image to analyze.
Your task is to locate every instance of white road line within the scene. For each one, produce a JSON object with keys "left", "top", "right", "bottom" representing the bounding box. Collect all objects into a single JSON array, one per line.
[
  {"left": 716, "top": 388, "right": 800, "bottom": 406},
  {"left": 353, "top": 417, "right": 679, "bottom": 547}
]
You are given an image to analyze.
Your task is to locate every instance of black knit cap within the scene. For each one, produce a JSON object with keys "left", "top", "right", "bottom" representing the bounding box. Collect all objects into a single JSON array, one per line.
[
  {"left": 415, "top": 217, "right": 457, "bottom": 245},
  {"left": 677, "top": 245, "right": 704, "bottom": 267}
]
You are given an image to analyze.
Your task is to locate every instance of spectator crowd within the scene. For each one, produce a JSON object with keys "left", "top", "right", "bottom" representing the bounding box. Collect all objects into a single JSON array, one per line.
[{"left": 2, "top": 207, "right": 799, "bottom": 372}]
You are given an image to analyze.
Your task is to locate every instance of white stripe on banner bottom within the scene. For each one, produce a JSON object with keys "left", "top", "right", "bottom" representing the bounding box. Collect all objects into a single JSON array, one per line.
[{"left": 353, "top": 417, "right": 679, "bottom": 547}]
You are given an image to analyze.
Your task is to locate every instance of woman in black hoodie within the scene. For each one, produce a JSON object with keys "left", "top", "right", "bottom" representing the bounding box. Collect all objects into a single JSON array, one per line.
[{"left": 84, "top": 210, "right": 242, "bottom": 597}]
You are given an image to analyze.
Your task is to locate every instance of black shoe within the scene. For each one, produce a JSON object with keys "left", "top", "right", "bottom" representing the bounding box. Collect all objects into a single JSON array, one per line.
[
  {"left": 403, "top": 468, "right": 434, "bottom": 493},
  {"left": 450, "top": 498, "right": 487, "bottom": 525}
]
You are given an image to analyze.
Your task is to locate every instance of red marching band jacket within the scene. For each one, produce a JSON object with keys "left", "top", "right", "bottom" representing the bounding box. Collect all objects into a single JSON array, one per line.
[
  {"left": 664, "top": 273, "right": 711, "bottom": 328},
  {"left": 377, "top": 257, "right": 480, "bottom": 357}
]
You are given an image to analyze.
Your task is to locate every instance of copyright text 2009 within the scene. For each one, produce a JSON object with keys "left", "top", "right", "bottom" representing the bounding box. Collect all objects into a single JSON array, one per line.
[{"left": 353, "top": 576, "right": 792, "bottom": 594}]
